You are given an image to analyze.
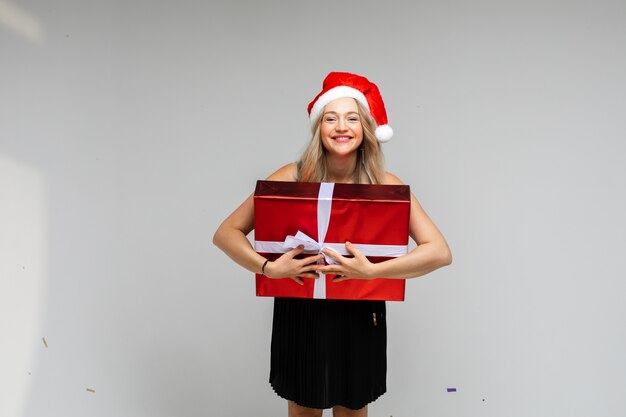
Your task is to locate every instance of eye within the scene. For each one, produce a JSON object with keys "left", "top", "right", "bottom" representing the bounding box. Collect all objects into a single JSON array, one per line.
[
  {"left": 348, "top": 116, "right": 360, "bottom": 122},
  {"left": 324, "top": 116, "right": 337, "bottom": 122}
]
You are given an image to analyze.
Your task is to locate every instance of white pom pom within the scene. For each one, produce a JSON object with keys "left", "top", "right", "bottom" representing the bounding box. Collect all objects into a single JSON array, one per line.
[{"left": 375, "top": 124, "right": 393, "bottom": 142}]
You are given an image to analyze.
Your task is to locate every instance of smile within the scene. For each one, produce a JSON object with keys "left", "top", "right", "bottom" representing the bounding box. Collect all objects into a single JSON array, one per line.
[{"left": 332, "top": 135, "right": 353, "bottom": 143}]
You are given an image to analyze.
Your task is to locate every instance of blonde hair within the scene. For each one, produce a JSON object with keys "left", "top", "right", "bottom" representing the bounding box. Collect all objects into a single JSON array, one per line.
[{"left": 296, "top": 100, "right": 385, "bottom": 184}]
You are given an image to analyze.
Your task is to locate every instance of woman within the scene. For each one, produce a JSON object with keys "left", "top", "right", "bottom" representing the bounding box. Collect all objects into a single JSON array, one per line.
[{"left": 213, "top": 72, "right": 452, "bottom": 417}]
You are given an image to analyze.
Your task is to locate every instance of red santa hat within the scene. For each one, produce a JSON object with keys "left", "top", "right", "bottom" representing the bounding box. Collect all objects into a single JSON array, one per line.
[{"left": 307, "top": 72, "right": 393, "bottom": 143}]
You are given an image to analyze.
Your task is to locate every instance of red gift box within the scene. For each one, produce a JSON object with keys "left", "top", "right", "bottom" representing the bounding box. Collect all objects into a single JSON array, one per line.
[{"left": 254, "top": 180, "right": 410, "bottom": 301}]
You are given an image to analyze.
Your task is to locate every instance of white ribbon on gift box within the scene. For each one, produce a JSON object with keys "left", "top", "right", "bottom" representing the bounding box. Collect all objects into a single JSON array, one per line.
[
  {"left": 254, "top": 182, "right": 408, "bottom": 299},
  {"left": 256, "top": 231, "right": 408, "bottom": 264}
]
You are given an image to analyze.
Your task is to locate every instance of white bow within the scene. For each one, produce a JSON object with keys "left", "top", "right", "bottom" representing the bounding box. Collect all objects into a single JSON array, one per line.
[{"left": 283, "top": 230, "right": 341, "bottom": 265}]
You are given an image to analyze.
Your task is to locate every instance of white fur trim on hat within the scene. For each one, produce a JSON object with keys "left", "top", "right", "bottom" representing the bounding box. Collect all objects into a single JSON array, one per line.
[
  {"left": 375, "top": 124, "right": 393, "bottom": 143},
  {"left": 309, "top": 86, "right": 370, "bottom": 123}
]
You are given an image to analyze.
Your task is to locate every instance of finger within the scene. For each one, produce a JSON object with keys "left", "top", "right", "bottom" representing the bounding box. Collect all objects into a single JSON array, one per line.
[
  {"left": 299, "top": 272, "right": 319, "bottom": 279},
  {"left": 299, "top": 264, "right": 320, "bottom": 274},
  {"left": 333, "top": 275, "right": 351, "bottom": 282},
  {"left": 288, "top": 245, "right": 305, "bottom": 258},
  {"left": 315, "top": 265, "right": 340, "bottom": 274},
  {"left": 345, "top": 241, "right": 362, "bottom": 257},
  {"left": 299, "top": 254, "right": 325, "bottom": 266},
  {"left": 322, "top": 249, "right": 344, "bottom": 263},
  {"left": 291, "top": 276, "right": 304, "bottom": 285}
]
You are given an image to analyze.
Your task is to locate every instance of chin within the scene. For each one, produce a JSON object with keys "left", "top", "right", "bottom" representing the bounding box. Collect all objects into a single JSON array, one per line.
[{"left": 323, "top": 142, "right": 361, "bottom": 156}]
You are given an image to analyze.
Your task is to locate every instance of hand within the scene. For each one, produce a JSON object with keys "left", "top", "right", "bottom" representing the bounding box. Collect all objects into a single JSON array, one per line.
[
  {"left": 316, "top": 242, "right": 377, "bottom": 282},
  {"left": 264, "top": 245, "right": 324, "bottom": 285}
]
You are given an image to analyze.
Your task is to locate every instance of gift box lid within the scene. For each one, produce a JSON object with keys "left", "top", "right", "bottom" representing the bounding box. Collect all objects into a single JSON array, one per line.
[{"left": 255, "top": 180, "right": 410, "bottom": 202}]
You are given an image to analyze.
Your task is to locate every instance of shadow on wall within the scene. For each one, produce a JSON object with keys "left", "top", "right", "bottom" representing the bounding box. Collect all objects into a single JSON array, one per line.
[
  {"left": 0, "top": 154, "right": 47, "bottom": 417},
  {"left": 1, "top": 4, "right": 47, "bottom": 414}
]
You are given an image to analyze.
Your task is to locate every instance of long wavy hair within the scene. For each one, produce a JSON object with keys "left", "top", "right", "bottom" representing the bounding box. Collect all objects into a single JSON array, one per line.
[{"left": 296, "top": 100, "right": 385, "bottom": 184}]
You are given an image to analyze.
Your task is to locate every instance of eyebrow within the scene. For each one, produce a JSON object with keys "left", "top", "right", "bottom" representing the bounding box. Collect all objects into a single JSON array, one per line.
[{"left": 322, "top": 111, "right": 360, "bottom": 116}]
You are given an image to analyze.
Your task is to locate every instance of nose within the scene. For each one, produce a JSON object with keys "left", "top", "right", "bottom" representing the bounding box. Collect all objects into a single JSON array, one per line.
[{"left": 336, "top": 117, "right": 348, "bottom": 131}]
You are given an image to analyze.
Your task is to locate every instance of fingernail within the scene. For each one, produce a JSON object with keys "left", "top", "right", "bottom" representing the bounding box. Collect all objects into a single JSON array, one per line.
[
  {"left": 346, "top": 241, "right": 351, "bottom": 245},
  {"left": 298, "top": 244, "right": 304, "bottom": 249}
]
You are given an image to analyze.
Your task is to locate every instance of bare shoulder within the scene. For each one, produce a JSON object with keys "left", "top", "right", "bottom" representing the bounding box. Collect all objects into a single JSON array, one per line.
[
  {"left": 266, "top": 163, "right": 297, "bottom": 182},
  {"left": 382, "top": 171, "right": 405, "bottom": 185}
]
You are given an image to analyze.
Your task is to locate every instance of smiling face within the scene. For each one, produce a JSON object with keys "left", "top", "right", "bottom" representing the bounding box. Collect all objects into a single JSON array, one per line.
[{"left": 319, "top": 97, "right": 364, "bottom": 158}]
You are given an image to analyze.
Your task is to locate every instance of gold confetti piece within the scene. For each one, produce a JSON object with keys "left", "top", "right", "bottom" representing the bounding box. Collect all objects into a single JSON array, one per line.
[
  {"left": 86, "top": 388, "right": 96, "bottom": 393},
  {"left": 42, "top": 337, "right": 48, "bottom": 348}
]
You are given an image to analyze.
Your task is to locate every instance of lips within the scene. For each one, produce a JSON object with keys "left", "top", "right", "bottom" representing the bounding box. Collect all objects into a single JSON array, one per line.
[{"left": 332, "top": 135, "right": 352, "bottom": 144}]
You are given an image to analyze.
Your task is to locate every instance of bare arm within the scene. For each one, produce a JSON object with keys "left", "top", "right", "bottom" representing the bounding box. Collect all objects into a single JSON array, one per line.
[
  {"left": 318, "top": 172, "right": 452, "bottom": 280},
  {"left": 212, "top": 163, "right": 323, "bottom": 283},
  {"left": 212, "top": 192, "right": 260, "bottom": 272}
]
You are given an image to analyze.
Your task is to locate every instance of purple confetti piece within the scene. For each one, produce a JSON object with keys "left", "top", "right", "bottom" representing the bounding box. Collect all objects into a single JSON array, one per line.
[{"left": 447, "top": 388, "right": 457, "bottom": 392}]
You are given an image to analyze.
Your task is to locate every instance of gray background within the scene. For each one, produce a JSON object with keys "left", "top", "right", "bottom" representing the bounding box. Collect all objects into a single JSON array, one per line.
[{"left": 1, "top": 0, "right": 625, "bottom": 416}]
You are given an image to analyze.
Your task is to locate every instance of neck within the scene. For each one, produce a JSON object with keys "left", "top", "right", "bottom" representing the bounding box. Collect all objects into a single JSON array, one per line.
[{"left": 325, "top": 153, "right": 358, "bottom": 183}]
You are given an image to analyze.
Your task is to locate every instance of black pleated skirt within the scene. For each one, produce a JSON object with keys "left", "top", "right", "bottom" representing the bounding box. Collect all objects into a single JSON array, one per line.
[{"left": 269, "top": 297, "right": 387, "bottom": 410}]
